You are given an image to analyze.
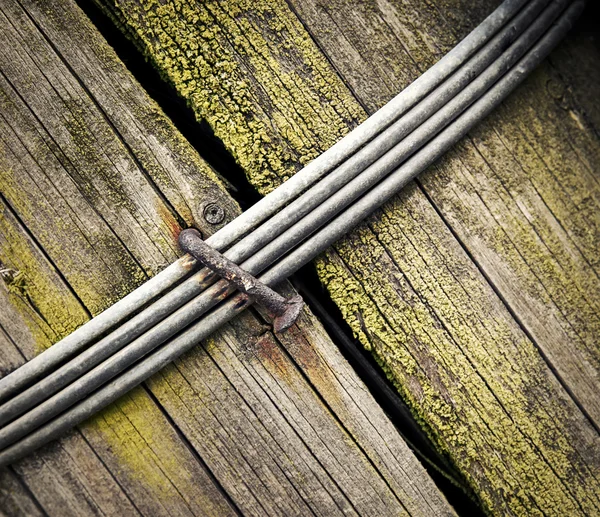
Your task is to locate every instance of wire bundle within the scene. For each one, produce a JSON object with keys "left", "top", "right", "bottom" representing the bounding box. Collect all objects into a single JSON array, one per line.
[{"left": 0, "top": 0, "right": 583, "bottom": 466}]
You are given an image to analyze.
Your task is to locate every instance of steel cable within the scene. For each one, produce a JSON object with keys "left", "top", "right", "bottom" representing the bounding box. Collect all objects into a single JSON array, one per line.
[
  {"left": 0, "top": 0, "right": 556, "bottom": 434},
  {"left": 0, "top": 0, "right": 583, "bottom": 465},
  {"left": 0, "top": 0, "right": 531, "bottom": 402},
  {"left": 0, "top": 0, "right": 551, "bottom": 426}
]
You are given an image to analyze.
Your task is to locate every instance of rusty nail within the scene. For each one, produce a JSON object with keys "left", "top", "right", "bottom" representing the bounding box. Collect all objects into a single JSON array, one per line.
[
  {"left": 179, "top": 229, "right": 303, "bottom": 332},
  {"left": 203, "top": 203, "right": 225, "bottom": 225}
]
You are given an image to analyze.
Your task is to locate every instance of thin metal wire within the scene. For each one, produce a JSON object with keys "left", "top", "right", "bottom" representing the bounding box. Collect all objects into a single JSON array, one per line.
[
  {"left": 0, "top": 0, "right": 548, "bottom": 432},
  {"left": 0, "top": 0, "right": 530, "bottom": 403},
  {"left": 0, "top": 0, "right": 549, "bottom": 426},
  {"left": 0, "top": 0, "right": 583, "bottom": 463}
]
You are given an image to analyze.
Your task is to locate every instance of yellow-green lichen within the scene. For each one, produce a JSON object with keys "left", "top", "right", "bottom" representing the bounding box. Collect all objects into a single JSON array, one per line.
[
  {"left": 105, "top": 0, "right": 364, "bottom": 195},
  {"left": 0, "top": 196, "right": 220, "bottom": 499},
  {"left": 315, "top": 194, "right": 600, "bottom": 515},
  {"left": 0, "top": 204, "right": 88, "bottom": 353},
  {"left": 94, "top": 0, "right": 600, "bottom": 514},
  {"left": 82, "top": 385, "right": 204, "bottom": 499},
  {"left": 1, "top": 1, "right": 240, "bottom": 502}
]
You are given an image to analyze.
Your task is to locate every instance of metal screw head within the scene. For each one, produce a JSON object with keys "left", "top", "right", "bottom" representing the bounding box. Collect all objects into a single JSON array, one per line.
[{"left": 203, "top": 203, "right": 225, "bottom": 224}]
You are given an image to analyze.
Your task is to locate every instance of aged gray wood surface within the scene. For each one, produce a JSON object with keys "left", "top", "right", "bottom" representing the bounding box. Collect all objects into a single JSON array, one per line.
[
  {"left": 289, "top": 0, "right": 600, "bottom": 428},
  {"left": 94, "top": 0, "right": 600, "bottom": 514},
  {"left": 0, "top": 0, "right": 454, "bottom": 515}
]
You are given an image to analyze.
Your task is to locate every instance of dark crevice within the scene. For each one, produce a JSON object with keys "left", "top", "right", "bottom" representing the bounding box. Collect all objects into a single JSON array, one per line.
[
  {"left": 289, "top": 266, "right": 485, "bottom": 517},
  {"left": 77, "top": 1, "right": 484, "bottom": 515},
  {"left": 77, "top": 0, "right": 261, "bottom": 212}
]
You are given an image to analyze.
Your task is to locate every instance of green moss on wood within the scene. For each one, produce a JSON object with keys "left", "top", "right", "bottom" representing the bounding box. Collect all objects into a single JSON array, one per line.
[
  {"left": 82, "top": 386, "right": 199, "bottom": 497},
  {"left": 90, "top": 0, "right": 600, "bottom": 513},
  {"left": 105, "top": 0, "right": 364, "bottom": 194},
  {"left": 314, "top": 191, "right": 600, "bottom": 515},
  {"left": 0, "top": 192, "right": 220, "bottom": 496},
  {"left": 0, "top": 203, "right": 88, "bottom": 354}
]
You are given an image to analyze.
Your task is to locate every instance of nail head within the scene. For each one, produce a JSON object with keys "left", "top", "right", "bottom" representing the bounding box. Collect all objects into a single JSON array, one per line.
[{"left": 203, "top": 203, "right": 225, "bottom": 224}]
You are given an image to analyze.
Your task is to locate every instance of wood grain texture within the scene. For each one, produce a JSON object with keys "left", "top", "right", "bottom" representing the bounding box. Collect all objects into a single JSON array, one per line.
[
  {"left": 0, "top": 0, "right": 452, "bottom": 515},
  {"left": 287, "top": 0, "right": 600, "bottom": 425},
  {"left": 0, "top": 467, "right": 44, "bottom": 517},
  {"left": 96, "top": 0, "right": 600, "bottom": 513},
  {"left": 0, "top": 196, "right": 236, "bottom": 517}
]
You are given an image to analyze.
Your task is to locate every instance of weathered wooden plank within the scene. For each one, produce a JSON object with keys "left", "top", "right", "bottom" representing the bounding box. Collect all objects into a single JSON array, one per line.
[
  {"left": 97, "top": 0, "right": 600, "bottom": 514},
  {"left": 272, "top": 284, "right": 453, "bottom": 512},
  {"left": 0, "top": 0, "right": 238, "bottom": 316},
  {"left": 0, "top": 197, "right": 237, "bottom": 517},
  {"left": 287, "top": 0, "right": 600, "bottom": 426},
  {"left": 0, "top": 467, "right": 44, "bottom": 517},
  {"left": 150, "top": 301, "right": 454, "bottom": 516},
  {"left": 0, "top": 0, "right": 240, "bottom": 514},
  {"left": 286, "top": 3, "right": 600, "bottom": 511},
  {"left": 0, "top": 0, "right": 453, "bottom": 515},
  {"left": 0, "top": 200, "right": 141, "bottom": 517}
]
